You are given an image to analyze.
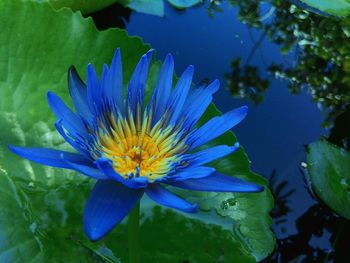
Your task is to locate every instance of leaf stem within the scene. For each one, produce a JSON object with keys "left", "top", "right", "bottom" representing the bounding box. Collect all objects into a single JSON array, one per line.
[{"left": 128, "top": 202, "right": 140, "bottom": 263}]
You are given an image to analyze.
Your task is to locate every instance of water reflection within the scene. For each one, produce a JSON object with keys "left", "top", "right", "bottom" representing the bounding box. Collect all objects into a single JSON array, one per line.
[{"left": 221, "top": 0, "right": 350, "bottom": 124}]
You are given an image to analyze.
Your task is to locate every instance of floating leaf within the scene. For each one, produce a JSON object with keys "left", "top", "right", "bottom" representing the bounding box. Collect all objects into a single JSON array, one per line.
[
  {"left": 307, "top": 140, "right": 350, "bottom": 219},
  {"left": 127, "top": 0, "right": 164, "bottom": 16},
  {"left": 299, "top": 0, "right": 350, "bottom": 17},
  {"left": 0, "top": 0, "right": 274, "bottom": 261},
  {"left": 48, "top": 0, "right": 122, "bottom": 14},
  {"left": 167, "top": 0, "right": 202, "bottom": 9}
]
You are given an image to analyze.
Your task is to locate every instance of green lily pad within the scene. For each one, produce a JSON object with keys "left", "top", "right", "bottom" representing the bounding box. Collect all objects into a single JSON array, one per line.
[
  {"left": 0, "top": 0, "right": 274, "bottom": 262},
  {"left": 307, "top": 140, "right": 350, "bottom": 219},
  {"left": 48, "top": 0, "right": 122, "bottom": 14},
  {"left": 126, "top": 0, "right": 164, "bottom": 16},
  {"left": 167, "top": 0, "right": 201, "bottom": 9},
  {"left": 48, "top": 0, "right": 200, "bottom": 16},
  {"left": 300, "top": 0, "right": 350, "bottom": 17}
]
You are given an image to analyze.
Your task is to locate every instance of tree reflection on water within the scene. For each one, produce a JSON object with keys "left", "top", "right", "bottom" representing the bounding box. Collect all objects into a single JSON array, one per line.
[{"left": 220, "top": 0, "right": 350, "bottom": 124}]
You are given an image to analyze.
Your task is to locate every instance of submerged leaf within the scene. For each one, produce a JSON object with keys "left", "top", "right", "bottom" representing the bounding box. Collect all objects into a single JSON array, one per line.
[
  {"left": 307, "top": 140, "right": 350, "bottom": 219},
  {"left": 167, "top": 0, "right": 202, "bottom": 9}
]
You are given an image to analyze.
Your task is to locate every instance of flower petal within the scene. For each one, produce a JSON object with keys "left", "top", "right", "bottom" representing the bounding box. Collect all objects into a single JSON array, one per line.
[
  {"left": 104, "top": 48, "right": 124, "bottom": 111},
  {"left": 84, "top": 180, "right": 144, "bottom": 241},
  {"left": 187, "top": 106, "right": 248, "bottom": 150},
  {"left": 60, "top": 154, "right": 107, "bottom": 180},
  {"left": 166, "top": 65, "right": 194, "bottom": 125},
  {"left": 126, "top": 50, "right": 153, "bottom": 110},
  {"left": 150, "top": 53, "right": 174, "bottom": 124},
  {"left": 95, "top": 158, "right": 148, "bottom": 189},
  {"left": 183, "top": 143, "right": 240, "bottom": 167},
  {"left": 168, "top": 172, "right": 264, "bottom": 193},
  {"left": 8, "top": 145, "right": 91, "bottom": 169},
  {"left": 146, "top": 184, "right": 198, "bottom": 213},
  {"left": 161, "top": 166, "right": 215, "bottom": 182},
  {"left": 182, "top": 79, "right": 220, "bottom": 130},
  {"left": 86, "top": 64, "right": 102, "bottom": 115},
  {"left": 47, "top": 91, "right": 88, "bottom": 138},
  {"left": 68, "top": 66, "right": 93, "bottom": 123},
  {"left": 54, "top": 119, "right": 91, "bottom": 158}
]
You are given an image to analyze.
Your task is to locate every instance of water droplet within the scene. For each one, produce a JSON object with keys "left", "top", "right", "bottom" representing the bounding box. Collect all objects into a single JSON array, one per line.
[
  {"left": 220, "top": 201, "right": 229, "bottom": 210},
  {"left": 29, "top": 222, "right": 37, "bottom": 233},
  {"left": 28, "top": 181, "right": 34, "bottom": 188},
  {"left": 301, "top": 162, "right": 308, "bottom": 168},
  {"left": 239, "top": 225, "right": 250, "bottom": 236},
  {"left": 341, "top": 178, "right": 348, "bottom": 186}
]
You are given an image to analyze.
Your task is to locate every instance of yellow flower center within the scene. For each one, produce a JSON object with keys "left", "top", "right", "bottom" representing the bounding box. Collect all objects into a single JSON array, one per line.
[{"left": 96, "top": 111, "right": 187, "bottom": 181}]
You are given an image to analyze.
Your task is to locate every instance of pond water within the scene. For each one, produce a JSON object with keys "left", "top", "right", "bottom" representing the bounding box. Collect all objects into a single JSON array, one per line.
[{"left": 89, "top": 1, "right": 350, "bottom": 262}]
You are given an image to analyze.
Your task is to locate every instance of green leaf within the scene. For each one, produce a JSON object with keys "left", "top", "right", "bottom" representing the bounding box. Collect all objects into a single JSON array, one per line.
[
  {"left": 300, "top": 0, "right": 350, "bottom": 17},
  {"left": 307, "top": 140, "right": 350, "bottom": 219},
  {"left": 167, "top": 0, "right": 201, "bottom": 9},
  {"left": 0, "top": 0, "right": 274, "bottom": 262},
  {"left": 102, "top": 204, "right": 256, "bottom": 262},
  {"left": 48, "top": 0, "right": 122, "bottom": 14}
]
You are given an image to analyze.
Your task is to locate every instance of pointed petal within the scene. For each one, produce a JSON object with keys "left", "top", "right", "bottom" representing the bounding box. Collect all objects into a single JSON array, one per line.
[
  {"left": 182, "top": 79, "right": 220, "bottom": 130},
  {"left": 95, "top": 158, "right": 148, "bottom": 189},
  {"left": 67, "top": 66, "right": 93, "bottom": 122},
  {"left": 146, "top": 184, "right": 198, "bottom": 213},
  {"left": 84, "top": 180, "right": 144, "bottom": 241},
  {"left": 61, "top": 154, "right": 107, "bottom": 180},
  {"left": 47, "top": 91, "right": 88, "bottom": 138},
  {"left": 168, "top": 172, "right": 264, "bottom": 193},
  {"left": 54, "top": 120, "right": 91, "bottom": 158},
  {"left": 166, "top": 65, "right": 194, "bottom": 125},
  {"left": 105, "top": 48, "right": 124, "bottom": 110},
  {"left": 126, "top": 50, "right": 153, "bottom": 110},
  {"left": 150, "top": 53, "right": 174, "bottom": 124},
  {"left": 183, "top": 143, "right": 240, "bottom": 167},
  {"left": 161, "top": 166, "right": 215, "bottom": 183},
  {"left": 188, "top": 106, "right": 248, "bottom": 150},
  {"left": 8, "top": 145, "right": 91, "bottom": 169},
  {"left": 86, "top": 63, "right": 101, "bottom": 115}
]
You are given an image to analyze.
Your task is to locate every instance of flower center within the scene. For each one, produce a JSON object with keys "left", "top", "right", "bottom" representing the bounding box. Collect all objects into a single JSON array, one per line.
[{"left": 96, "top": 112, "right": 186, "bottom": 181}]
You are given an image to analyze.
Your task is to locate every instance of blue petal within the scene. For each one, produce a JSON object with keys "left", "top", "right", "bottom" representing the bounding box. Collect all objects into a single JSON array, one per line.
[
  {"left": 84, "top": 180, "right": 144, "bottom": 241},
  {"left": 146, "top": 184, "right": 198, "bottom": 213},
  {"left": 104, "top": 48, "right": 124, "bottom": 111},
  {"left": 161, "top": 166, "right": 215, "bottom": 182},
  {"left": 182, "top": 79, "right": 219, "bottom": 130},
  {"left": 167, "top": 172, "right": 264, "bottom": 193},
  {"left": 188, "top": 106, "right": 248, "bottom": 150},
  {"left": 60, "top": 153, "right": 107, "bottom": 180},
  {"left": 126, "top": 50, "right": 154, "bottom": 110},
  {"left": 47, "top": 91, "right": 88, "bottom": 138},
  {"left": 54, "top": 119, "right": 91, "bottom": 158},
  {"left": 95, "top": 158, "right": 148, "bottom": 189},
  {"left": 150, "top": 53, "right": 174, "bottom": 125},
  {"left": 166, "top": 65, "right": 194, "bottom": 125},
  {"left": 8, "top": 145, "right": 91, "bottom": 169},
  {"left": 183, "top": 143, "right": 240, "bottom": 167},
  {"left": 68, "top": 66, "right": 93, "bottom": 123},
  {"left": 86, "top": 64, "right": 102, "bottom": 115}
]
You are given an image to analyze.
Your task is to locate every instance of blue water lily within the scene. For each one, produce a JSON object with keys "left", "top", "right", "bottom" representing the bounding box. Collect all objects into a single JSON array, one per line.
[{"left": 9, "top": 49, "right": 263, "bottom": 241}]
